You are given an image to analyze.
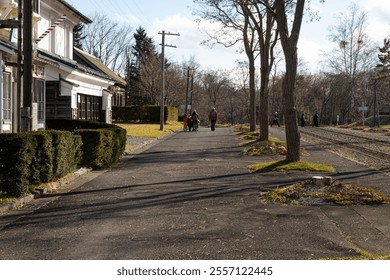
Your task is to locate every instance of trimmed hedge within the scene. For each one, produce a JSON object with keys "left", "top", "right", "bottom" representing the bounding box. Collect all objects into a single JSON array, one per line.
[
  {"left": 1, "top": 119, "right": 126, "bottom": 196},
  {"left": 112, "top": 105, "right": 178, "bottom": 123},
  {"left": 46, "top": 118, "right": 120, "bottom": 131},
  {"left": 0, "top": 131, "right": 82, "bottom": 196},
  {"left": 51, "top": 130, "right": 83, "bottom": 178},
  {"left": 46, "top": 119, "right": 126, "bottom": 170},
  {"left": 75, "top": 128, "right": 124, "bottom": 170}
]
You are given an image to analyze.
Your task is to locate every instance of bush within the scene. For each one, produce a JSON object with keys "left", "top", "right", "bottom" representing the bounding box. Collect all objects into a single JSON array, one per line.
[
  {"left": 0, "top": 119, "right": 126, "bottom": 197},
  {"left": 30, "top": 131, "right": 54, "bottom": 185},
  {"left": 0, "top": 131, "right": 82, "bottom": 196},
  {"left": 0, "top": 133, "right": 37, "bottom": 196},
  {"left": 75, "top": 128, "right": 125, "bottom": 170},
  {"left": 47, "top": 119, "right": 126, "bottom": 170},
  {"left": 46, "top": 118, "right": 119, "bottom": 131},
  {"left": 50, "top": 131, "right": 83, "bottom": 179}
]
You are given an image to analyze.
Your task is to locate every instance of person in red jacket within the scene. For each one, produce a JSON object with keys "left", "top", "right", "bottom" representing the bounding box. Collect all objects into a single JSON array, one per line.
[
  {"left": 208, "top": 107, "right": 218, "bottom": 131},
  {"left": 183, "top": 114, "right": 189, "bottom": 131}
]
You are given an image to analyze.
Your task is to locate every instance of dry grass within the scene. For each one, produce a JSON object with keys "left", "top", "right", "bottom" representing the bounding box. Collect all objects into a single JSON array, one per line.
[
  {"left": 116, "top": 122, "right": 183, "bottom": 138},
  {"left": 237, "top": 130, "right": 289, "bottom": 156},
  {"left": 261, "top": 179, "right": 389, "bottom": 206},
  {"left": 249, "top": 160, "right": 335, "bottom": 173},
  {"left": 0, "top": 193, "right": 17, "bottom": 205},
  {"left": 324, "top": 250, "right": 390, "bottom": 260},
  {"left": 243, "top": 139, "right": 288, "bottom": 155}
]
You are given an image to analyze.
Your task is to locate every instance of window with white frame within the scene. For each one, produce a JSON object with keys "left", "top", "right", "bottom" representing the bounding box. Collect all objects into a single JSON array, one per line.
[
  {"left": 2, "top": 72, "right": 11, "bottom": 121},
  {"left": 33, "top": 78, "right": 45, "bottom": 122},
  {"left": 32, "top": 0, "right": 40, "bottom": 14}
]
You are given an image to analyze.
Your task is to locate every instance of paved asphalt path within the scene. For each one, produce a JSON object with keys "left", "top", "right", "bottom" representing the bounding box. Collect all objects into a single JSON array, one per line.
[{"left": 0, "top": 127, "right": 389, "bottom": 259}]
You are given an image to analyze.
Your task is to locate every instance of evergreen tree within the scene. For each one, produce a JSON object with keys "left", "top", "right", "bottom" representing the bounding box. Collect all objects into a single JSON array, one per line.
[
  {"left": 127, "top": 27, "right": 159, "bottom": 105},
  {"left": 132, "top": 27, "right": 157, "bottom": 68},
  {"left": 73, "top": 23, "right": 86, "bottom": 49},
  {"left": 379, "top": 38, "right": 390, "bottom": 66}
]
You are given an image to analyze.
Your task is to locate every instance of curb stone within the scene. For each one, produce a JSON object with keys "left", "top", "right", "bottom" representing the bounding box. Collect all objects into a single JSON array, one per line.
[
  {"left": 0, "top": 167, "right": 91, "bottom": 215},
  {"left": 0, "top": 131, "right": 179, "bottom": 215}
]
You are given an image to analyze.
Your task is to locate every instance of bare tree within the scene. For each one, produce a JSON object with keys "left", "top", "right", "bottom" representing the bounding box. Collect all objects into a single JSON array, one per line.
[
  {"left": 193, "top": 0, "right": 258, "bottom": 131},
  {"left": 138, "top": 54, "right": 161, "bottom": 104},
  {"left": 200, "top": 69, "right": 230, "bottom": 108},
  {"left": 323, "top": 4, "right": 377, "bottom": 122},
  {"left": 272, "top": 0, "right": 306, "bottom": 162},
  {"left": 82, "top": 13, "right": 133, "bottom": 75},
  {"left": 244, "top": 0, "right": 279, "bottom": 141}
]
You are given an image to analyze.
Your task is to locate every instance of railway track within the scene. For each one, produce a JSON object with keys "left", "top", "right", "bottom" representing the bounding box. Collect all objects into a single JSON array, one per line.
[{"left": 300, "top": 127, "right": 390, "bottom": 170}]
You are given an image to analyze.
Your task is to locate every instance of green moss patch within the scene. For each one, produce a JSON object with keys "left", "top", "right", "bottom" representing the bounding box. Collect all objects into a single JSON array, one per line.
[{"left": 249, "top": 160, "right": 335, "bottom": 173}]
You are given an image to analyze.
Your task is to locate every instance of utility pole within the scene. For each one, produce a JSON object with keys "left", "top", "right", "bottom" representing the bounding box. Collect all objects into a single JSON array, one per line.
[
  {"left": 190, "top": 69, "right": 195, "bottom": 113},
  {"left": 17, "top": 0, "right": 22, "bottom": 132},
  {"left": 185, "top": 66, "right": 190, "bottom": 115},
  {"left": 0, "top": 1, "right": 22, "bottom": 132},
  {"left": 125, "top": 46, "right": 132, "bottom": 106},
  {"left": 22, "top": 0, "right": 33, "bottom": 131},
  {"left": 184, "top": 67, "right": 195, "bottom": 116},
  {"left": 372, "top": 78, "right": 382, "bottom": 128},
  {"left": 158, "top": 30, "right": 179, "bottom": 131}
]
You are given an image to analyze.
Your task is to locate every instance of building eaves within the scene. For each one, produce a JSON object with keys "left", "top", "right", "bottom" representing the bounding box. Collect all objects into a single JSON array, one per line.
[
  {"left": 37, "top": 48, "right": 77, "bottom": 68},
  {"left": 57, "top": 0, "right": 92, "bottom": 24},
  {"left": 37, "top": 48, "right": 113, "bottom": 81},
  {"left": 74, "top": 47, "right": 127, "bottom": 86},
  {"left": 0, "top": 40, "right": 17, "bottom": 54}
]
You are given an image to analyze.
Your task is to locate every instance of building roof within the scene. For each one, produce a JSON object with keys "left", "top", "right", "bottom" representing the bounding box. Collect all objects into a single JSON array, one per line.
[
  {"left": 0, "top": 40, "right": 16, "bottom": 54},
  {"left": 37, "top": 48, "right": 114, "bottom": 82},
  {"left": 57, "top": 0, "right": 92, "bottom": 24},
  {"left": 73, "top": 47, "right": 127, "bottom": 86}
]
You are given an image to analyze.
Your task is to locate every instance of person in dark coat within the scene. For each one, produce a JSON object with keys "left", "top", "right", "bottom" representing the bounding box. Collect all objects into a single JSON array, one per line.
[
  {"left": 190, "top": 110, "right": 199, "bottom": 131},
  {"left": 271, "top": 112, "right": 280, "bottom": 127},
  {"left": 300, "top": 112, "right": 305, "bottom": 127},
  {"left": 312, "top": 111, "right": 319, "bottom": 127},
  {"left": 209, "top": 107, "right": 218, "bottom": 131}
]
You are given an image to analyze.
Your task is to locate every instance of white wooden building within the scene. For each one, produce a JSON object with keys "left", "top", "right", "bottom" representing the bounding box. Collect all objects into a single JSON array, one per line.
[{"left": 0, "top": 0, "right": 126, "bottom": 133}]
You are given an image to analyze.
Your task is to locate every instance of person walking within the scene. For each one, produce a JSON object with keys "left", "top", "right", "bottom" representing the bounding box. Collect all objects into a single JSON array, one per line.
[
  {"left": 300, "top": 112, "right": 305, "bottom": 127},
  {"left": 271, "top": 112, "right": 280, "bottom": 127},
  {"left": 209, "top": 107, "right": 218, "bottom": 131},
  {"left": 183, "top": 114, "right": 189, "bottom": 131},
  {"left": 312, "top": 111, "right": 319, "bottom": 127},
  {"left": 190, "top": 110, "right": 199, "bottom": 131}
]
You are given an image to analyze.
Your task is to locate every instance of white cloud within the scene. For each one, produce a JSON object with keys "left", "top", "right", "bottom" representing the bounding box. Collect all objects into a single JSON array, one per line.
[
  {"left": 298, "top": 0, "right": 390, "bottom": 72},
  {"left": 149, "top": 14, "right": 245, "bottom": 69},
  {"left": 362, "top": 0, "right": 390, "bottom": 44},
  {"left": 115, "top": 12, "right": 142, "bottom": 26},
  {"left": 298, "top": 37, "right": 326, "bottom": 72}
]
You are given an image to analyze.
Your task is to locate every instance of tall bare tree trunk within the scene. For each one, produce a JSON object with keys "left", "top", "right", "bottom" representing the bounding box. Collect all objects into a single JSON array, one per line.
[
  {"left": 274, "top": 0, "right": 305, "bottom": 162},
  {"left": 259, "top": 63, "right": 270, "bottom": 141},
  {"left": 249, "top": 57, "right": 256, "bottom": 131},
  {"left": 242, "top": 1, "right": 278, "bottom": 140},
  {"left": 283, "top": 48, "right": 300, "bottom": 162},
  {"left": 243, "top": 9, "right": 257, "bottom": 132}
]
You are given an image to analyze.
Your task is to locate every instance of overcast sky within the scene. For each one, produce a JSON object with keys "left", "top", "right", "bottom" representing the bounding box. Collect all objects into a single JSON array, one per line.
[{"left": 68, "top": 0, "right": 390, "bottom": 73}]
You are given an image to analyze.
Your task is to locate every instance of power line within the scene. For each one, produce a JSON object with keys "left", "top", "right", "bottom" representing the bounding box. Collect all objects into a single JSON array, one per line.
[
  {"left": 127, "top": 0, "right": 155, "bottom": 30},
  {"left": 106, "top": 0, "right": 126, "bottom": 17},
  {"left": 85, "top": 0, "right": 108, "bottom": 16}
]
